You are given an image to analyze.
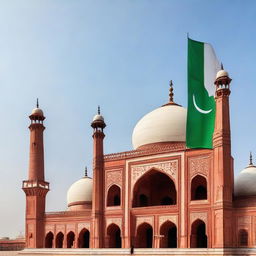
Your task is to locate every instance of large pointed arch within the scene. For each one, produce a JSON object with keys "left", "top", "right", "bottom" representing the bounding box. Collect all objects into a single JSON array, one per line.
[
  {"left": 78, "top": 228, "right": 90, "bottom": 248},
  {"left": 45, "top": 232, "right": 53, "bottom": 248},
  {"left": 106, "top": 223, "right": 122, "bottom": 248},
  {"left": 67, "top": 231, "right": 75, "bottom": 248},
  {"left": 55, "top": 232, "right": 64, "bottom": 248},
  {"left": 135, "top": 222, "right": 153, "bottom": 248},
  {"left": 190, "top": 219, "right": 207, "bottom": 248},
  {"left": 107, "top": 184, "right": 121, "bottom": 206},
  {"left": 132, "top": 169, "right": 176, "bottom": 207},
  {"left": 191, "top": 175, "right": 207, "bottom": 200},
  {"left": 160, "top": 221, "right": 177, "bottom": 248}
]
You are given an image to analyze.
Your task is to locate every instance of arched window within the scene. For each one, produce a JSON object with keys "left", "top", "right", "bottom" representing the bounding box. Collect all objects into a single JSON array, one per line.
[
  {"left": 78, "top": 228, "right": 90, "bottom": 248},
  {"left": 45, "top": 232, "right": 53, "bottom": 248},
  {"left": 133, "top": 170, "right": 176, "bottom": 207},
  {"left": 135, "top": 223, "right": 153, "bottom": 248},
  {"left": 107, "top": 185, "right": 121, "bottom": 206},
  {"left": 191, "top": 175, "right": 207, "bottom": 200},
  {"left": 160, "top": 221, "right": 177, "bottom": 248},
  {"left": 67, "top": 231, "right": 75, "bottom": 248},
  {"left": 239, "top": 229, "right": 248, "bottom": 246},
  {"left": 55, "top": 232, "right": 64, "bottom": 248},
  {"left": 107, "top": 224, "right": 122, "bottom": 248},
  {"left": 190, "top": 219, "right": 207, "bottom": 248}
]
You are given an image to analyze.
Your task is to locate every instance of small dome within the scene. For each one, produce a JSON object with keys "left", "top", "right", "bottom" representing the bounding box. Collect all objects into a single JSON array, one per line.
[
  {"left": 93, "top": 114, "right": 104, "bottom": 122},
  {"left": 234, "top": 164, "right": 256, "bottom": 196},
  {"left": 67, "top": 176, "right": 93, "bottom": 207},
  {"left": 216, "top": 69, "right": 229, "bottom": 79},
  {"left": 31, "top": 108, "right": 44, "bottom": 116},
  {"left": 132, "top": 104, "right": 187, "bottom": 149}
]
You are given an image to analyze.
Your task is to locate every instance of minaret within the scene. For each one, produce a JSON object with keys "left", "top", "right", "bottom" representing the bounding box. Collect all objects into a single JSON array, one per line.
[
  {"left": 212, "top": 67, "right": 233, "bottom": 247},
  {"left": 91, "top": 106, "right": 106, "bottom": 248},
  {"left": 22, "top": 100, "right": 49, "bottom": 248}
]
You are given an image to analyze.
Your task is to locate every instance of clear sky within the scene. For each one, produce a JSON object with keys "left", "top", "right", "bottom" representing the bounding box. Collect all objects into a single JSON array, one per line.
[{"left": 0, "top": 0, "right": 256, "bottom": 238}]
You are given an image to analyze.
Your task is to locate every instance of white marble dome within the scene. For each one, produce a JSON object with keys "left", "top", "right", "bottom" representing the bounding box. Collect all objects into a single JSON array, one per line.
[
  {"left": 93, "top": 114, "right": 104, "bottom": 122},
  {"left": 234, "top": 164, "right": 256, "bottom": 196},
  {"left": 132, "top": 104, "right": 187, "bottom": 149},
  {"left": 67, "top": 176, "right": 93, "bottom": 206},
  {"left": 31, "top": 108, "right": 44, "bottom": 116},
  {"left": 216, "top": 69, "right": 229, "bottom": 79}
]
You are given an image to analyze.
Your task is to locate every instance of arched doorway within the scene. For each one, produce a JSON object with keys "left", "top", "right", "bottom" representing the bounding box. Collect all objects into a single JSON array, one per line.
[
  {"left": 190, "top": 219, "right": 207, "bottom": 248},
  {"left": 238, "top": 229, "right": 248, "bottom": 246},
  {"left": 160, "top": 221, "right": 177, "bottom": 248},
  {"left": 135, "top": 223, "right": 153, "bottom": 248},
  {"left": 78, "top": 228, "right": 90, "bottom": 248},
  {"left": 45, "top": 232, "right": 53, "bottom": 248},
  {"left": 107, "top": 223, "right": 122, "bottom": 248},
  {"left": 55, "top": 232, "right": 64, "bottom": 248},
  {"left": 107, "top": 185, "right": 121, "bottom": 206},
  {"left": 191, "top": 175, "right": 207, "bottom": 200},
  {"left": 67, "top": 231, "right": 75, "bottom": 248},
  {"left": 132, "top": 169, "right": 176, "bottom": 207}
]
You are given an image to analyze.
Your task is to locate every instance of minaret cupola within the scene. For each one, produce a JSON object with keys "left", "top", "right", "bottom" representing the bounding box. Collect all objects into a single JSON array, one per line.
[
  {"left": 29, "top": 99, "right": 45, "bottom": 123},
  {"left": 214, "top": 64, "right": 232, "bottom": 95},
  {"left": 91, "top": 106, "right": 106, "bottom": 131}
]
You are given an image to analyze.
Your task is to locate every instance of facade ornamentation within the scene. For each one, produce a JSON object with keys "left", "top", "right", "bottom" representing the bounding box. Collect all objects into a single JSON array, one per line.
[
  {"left": 136, "top": 216, "right": 154, "bottom": 228},
  {"left": 190, "top": 212, "right": 207, "bottom": 224},
  {"left": 56, "top": 224, "right": 65, "bottom": 233},
  {"left": 78, "top": 223, "right": 90, "bottom": 233},
  {"left": 189, "top": 156, "right": 210, "bottom": 178},
  {"left": 159, "top": 215, "right": 178, "bottom": 227},
  {"left": 131, "top": 160, "right": 178, "bottom": 188},
  {"left": 106, "top": 169, "right": 122, "bottom": 189},
  {"left": 106, "top": 218, "right": 122, "bottom": 229}
]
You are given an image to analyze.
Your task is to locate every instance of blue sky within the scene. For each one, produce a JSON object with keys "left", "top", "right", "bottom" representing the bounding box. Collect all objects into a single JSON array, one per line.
[{"left": 0, "top": 0, "right": 256, "bottom": 238}]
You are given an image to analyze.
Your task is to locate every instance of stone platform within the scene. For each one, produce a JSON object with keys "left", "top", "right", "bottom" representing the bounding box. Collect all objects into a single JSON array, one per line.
[{"left": 18, "top": 248, "right": 256, "bottom": 256}]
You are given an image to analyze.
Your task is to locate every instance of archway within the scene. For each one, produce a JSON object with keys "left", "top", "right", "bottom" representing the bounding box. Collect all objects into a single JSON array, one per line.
[
  {"left": 191, "top": 175, "right": 207, "bottom": 200},
  {"left": 160, "top": 221, "right": 177, "bottom": 248},
  {"left": 78, "top": 228, "right": 90, "bottom": 248},
  {"left": 107, "top": 185, "right": 121, "bottom": 206},
  {"left": 238, "top": 229, "right": 248, "bottom": 246},
  {"left": 67, "top": 231, "right": 75, "bottom": 248},
  {"left": 55, "top": 232, "right": 64, "bottom": 248},
  {"left": 45, "top": 232, "right": 53, "bottom": 248},
  {"left": 135, "top": 223, "right": 153, "bottom": 248},
  {"left": 107, "top": 223, "right": 122, "bottom": 248},
  {"left": 190, "top": 219, "right": 207, "bottom": 248},
  {"left": 132, "top": 169, "right": 176, "bottom": 207}
]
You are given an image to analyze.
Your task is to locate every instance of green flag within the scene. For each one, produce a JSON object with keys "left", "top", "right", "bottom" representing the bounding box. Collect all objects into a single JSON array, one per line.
[{"left": 186, "top": 38, "right": 221, "bottom": 148}]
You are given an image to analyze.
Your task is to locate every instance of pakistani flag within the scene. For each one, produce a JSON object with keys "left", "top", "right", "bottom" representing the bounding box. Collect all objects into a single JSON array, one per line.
[{"left": 186, "top": 38, "right": 221, "bottom": 149}]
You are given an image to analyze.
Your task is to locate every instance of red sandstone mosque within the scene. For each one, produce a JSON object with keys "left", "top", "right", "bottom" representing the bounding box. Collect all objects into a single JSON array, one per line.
[{"left": 21, "top": 68, "right": 256, "bottom": 254}]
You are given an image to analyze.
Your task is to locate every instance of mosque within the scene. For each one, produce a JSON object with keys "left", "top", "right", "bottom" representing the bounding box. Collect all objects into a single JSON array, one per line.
[{"left": 21, "top": 68, "right": 256, "bottom": 254}]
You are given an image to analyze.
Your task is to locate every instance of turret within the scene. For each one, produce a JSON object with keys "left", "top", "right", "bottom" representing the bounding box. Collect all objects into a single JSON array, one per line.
[
  {"left": 90, "top": 106, "right": 106, "bottom": 248},
  {"left": 22, "top": 100, "right": 49, "bottom": 248},
  {"left": 212, "top": 66, "right": 233, "bottom": 247}
]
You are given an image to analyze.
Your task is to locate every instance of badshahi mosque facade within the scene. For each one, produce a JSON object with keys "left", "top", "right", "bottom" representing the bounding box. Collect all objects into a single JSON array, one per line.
[{"left": 21, "top": 69, "right": 256, "bottom": 255}]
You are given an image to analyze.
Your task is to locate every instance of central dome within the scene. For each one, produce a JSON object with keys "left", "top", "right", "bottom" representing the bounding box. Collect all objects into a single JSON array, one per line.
[{"left": 132, "top": 104, "right": 187, "bottom": 149}]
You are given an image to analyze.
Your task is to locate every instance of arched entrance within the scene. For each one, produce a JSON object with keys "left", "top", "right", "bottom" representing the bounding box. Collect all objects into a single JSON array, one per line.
[
  {"left": 45, "top": 232, "right": 53, "bottom": 248},
  {"left": 135, "top": 223, "right": 153, "bottom": 248},
  {"left": 55, "top": 232, "right": 64, "bottom": 248},
  {"left": 107, "top": 185, "right": 121, "bottom": 206},
  {"left": 190, "top": 219, "right": 207, "bottom": 248},
  {"left": 238, "top": 229, "right": 248, "bottom": 246},
  {"left": 107, "top": 223, "right": 122, "bottom": 248},
  {"left": 67, "top": 231, "right": 75, "bottom": 248},
  {"left": 191, "top": 175, "right": 207, "bottom": 200},
  {"left": 160, "top": 221, "right": 177, "bottom": 248},
  {"left": 132, "top": 169, "right": 176, "bottom": 207},
  {"left": 78, "top": 228, "right": 90, "bottom": 248}
]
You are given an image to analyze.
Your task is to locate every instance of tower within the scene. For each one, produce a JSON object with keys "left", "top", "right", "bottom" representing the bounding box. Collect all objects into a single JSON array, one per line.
[
  {"left": 212, "top": 68, "right": 233, "bottom": 247},
  {"left": 90, "top": 106, "right": 106, "bottom": 248},
  {"left": 22, "top": 101, "right": 49, "bottom": 248}
]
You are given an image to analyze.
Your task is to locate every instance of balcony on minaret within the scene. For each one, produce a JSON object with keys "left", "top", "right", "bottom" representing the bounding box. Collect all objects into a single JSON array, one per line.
[{"left": 214, "top": 68, "right": 232, "bottom": 97}]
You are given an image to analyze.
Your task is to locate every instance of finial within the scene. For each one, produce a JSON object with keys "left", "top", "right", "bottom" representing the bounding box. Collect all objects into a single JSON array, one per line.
[
  {"left": 221, "top": 63, "right": 224, "bottom": 70},
  {"left": 36, "top": 98, "right": 39, "bottom": 108},
  {"left": 169, "top": 80, "right": 174, "bottom": 102},
  {"left": 84, "top": 166, "right": 88, "bottom": 177},
  {"left": 250, "top": 152, "right": 253, "bottom": 166},
  {"left": 98, "top": 105, "right": 100, "bottom": 115}
]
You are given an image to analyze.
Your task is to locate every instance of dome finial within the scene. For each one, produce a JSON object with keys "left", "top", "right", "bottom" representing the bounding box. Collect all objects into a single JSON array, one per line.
[
  {"left": 250, "top": 152, "right": 253, "bottom": 166},
  {"left": 84, "top": 166, "right": 88, "bottom": 177},
  {"left": 169, "top": 80, "right": 174, "bottom": 103},
  {"left": 221, "top": 62, "right": 224, "bottom": 70},
  {"left": 36, "top": 98, "right": 39, "bottom": 108},
  {"left": 98, "top": 105, "right": 100, "bottom": 115}
]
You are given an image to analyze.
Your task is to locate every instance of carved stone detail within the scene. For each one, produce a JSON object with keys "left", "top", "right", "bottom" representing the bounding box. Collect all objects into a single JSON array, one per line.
[
  {"left": 190, "top": 156, "right": 210, "bottom": 178},
  {"left": 66, "top": 224, "right": 75, "bottom": 232},
  {"left": 136, "top": 216, "right": 154, "bottom": 228},
  {"left": 131, "top": 160, "right": 178, "bottom": 188},
  {"left": 159, "top": 215, "right": 177, "bottom": 227},
  {"left": 106, "top": 169, "right": 122, "bottom": 189},
  {"left": 190, "top": 212, "right": 207, "bottom": 224},
  {"left": 56, "top": 224, "right": 65, "bottom": 233},
  {"left": 45, "top": 224, "right": 54, "bottom": 233},
  {"left": 78, "top": 223, "right": 90, "bottom": 233},
  {"left": 238, "top": 216, "right": 251, "bottom": 226},
  {"left": 106, "top": 218, "right": 122, "bottom": 229}
]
